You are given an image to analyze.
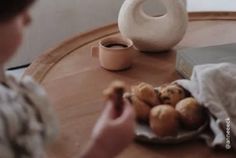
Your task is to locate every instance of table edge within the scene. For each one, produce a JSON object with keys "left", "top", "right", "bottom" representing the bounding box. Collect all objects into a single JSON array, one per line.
[
  {"left": 24, "top": 12, "right": 236, "bottom": 83},
  {"left": 24, "top": 24, "right": 119, "bottom": 83}
]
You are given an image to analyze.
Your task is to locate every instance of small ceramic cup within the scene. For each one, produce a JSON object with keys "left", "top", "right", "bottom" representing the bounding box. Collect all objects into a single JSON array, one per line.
[{"left": 91, "top": 36, "right": 135, "bottom": 71}]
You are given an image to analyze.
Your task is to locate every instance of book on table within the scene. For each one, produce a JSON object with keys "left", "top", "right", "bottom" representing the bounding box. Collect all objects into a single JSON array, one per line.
[{"left": 176, "top": 43, "right": 236, "bottom": 79}]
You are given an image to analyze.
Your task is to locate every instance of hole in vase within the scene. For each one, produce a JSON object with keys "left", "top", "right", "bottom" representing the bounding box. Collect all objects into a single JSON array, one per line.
[{"left": 142, "top": 0, "right": 167, "bottom": 17}]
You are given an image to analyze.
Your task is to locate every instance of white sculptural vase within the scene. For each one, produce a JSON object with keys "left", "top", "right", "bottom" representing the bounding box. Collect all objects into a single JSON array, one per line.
[{"left": 118, "top": 0, "right": 188, "bottom": 52}]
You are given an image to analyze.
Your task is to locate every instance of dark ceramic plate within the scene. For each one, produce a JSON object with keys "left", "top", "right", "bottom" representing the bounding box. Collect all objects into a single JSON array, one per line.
[
  {"left": 134, "top": 120, "right": 208, "bottom": 144},
  {"left": 124, "top": 91, "right": 209, "bottom": 144}
]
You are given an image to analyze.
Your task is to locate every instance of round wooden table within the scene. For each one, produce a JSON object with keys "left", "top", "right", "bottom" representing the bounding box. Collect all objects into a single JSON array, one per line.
[{"left": 25, "top": 12, "right": 236, "bottom": 158}]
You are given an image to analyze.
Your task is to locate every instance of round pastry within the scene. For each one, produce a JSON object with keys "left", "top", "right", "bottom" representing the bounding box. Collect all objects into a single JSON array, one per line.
[
  {"left": 150, "top": 105, "right": 179, "bottom": 137},
  {"left": 159, "top": 83, "right": 186, "bottom": 107},
  {"left": 131, "top": 82, "right": 160, "bottom": 107},
  {"left": 131, "top": 95, "right": 151, "bottom": 121},
  {"left": 176, "top": 97, "right": 206, "bottom": 130},
  {"left": 155, "top": 83, "right": 168, "bottom": 92}
]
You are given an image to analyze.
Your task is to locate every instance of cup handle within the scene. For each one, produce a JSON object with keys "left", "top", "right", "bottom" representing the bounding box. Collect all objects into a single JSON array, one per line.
[{"left": 91, "top": 46, "right": 99, "bottom": 58}]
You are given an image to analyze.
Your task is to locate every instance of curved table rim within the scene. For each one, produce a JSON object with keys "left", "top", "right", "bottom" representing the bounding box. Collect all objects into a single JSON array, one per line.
[{"left": 24, "top": 11, "right": 236, "bottom": 83}]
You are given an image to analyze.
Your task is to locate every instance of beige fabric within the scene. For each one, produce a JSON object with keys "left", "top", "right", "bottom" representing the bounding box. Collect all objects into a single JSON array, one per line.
[
  {"left": 177, "top": 63, "right": 236, "bottom": 150},
  {"left": 0, "top": 74, "right": 58, "bottom": 158}
]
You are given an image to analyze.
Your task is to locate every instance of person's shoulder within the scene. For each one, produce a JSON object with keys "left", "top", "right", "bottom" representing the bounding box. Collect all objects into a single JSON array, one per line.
[
  {"left": 20, "top": 75, "right": 46, "bottom": 95},
  {"left": 0, "top": 80, "right": 15, "bottom": 102},
  {"left": 5, "top": 74, "right": 46, "bottom": 97},
  {"left": 3, "top": 74, "right": 59, "bottom": 142},
  {"left": 0, "top": 74, "right": 49, "bottom": 106},
  {"left": 0, "top": 73, "right": 22, "bottom": 102}
]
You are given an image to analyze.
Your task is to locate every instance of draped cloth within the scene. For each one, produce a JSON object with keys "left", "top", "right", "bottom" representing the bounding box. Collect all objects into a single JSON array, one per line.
[{"left": 176, "top": 63, "right": 236, "bottom": 150}]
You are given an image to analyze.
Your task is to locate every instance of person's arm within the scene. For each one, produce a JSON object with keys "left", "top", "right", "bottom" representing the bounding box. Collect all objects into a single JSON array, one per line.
[
  {"left": 80, "top": 139, "right": 109, "bottom": 158},
  {"left": 80, "top": 100, "right": 135, "bottom": 158}
]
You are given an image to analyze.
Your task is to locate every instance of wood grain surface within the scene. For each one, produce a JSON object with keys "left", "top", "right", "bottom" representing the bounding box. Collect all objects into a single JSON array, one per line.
[
  {"left": 24, "top": 12, "right": 236, "bottom": 158},
  {"left": 189, "top": 11, "right": 236, "bottom": 21}
]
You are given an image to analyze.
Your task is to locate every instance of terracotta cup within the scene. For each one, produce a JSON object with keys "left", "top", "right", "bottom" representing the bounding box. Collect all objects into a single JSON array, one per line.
[{"left": 91, "top": 36, "right": 135, "bottom": 71}]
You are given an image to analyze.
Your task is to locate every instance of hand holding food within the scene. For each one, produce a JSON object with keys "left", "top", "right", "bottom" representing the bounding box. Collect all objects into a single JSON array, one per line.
[
  {"left": 81, "top": 81, "right": 135, "bottom": 158},
  {"left": 103, "top": 81, "right": 126, "bottom": 113}
]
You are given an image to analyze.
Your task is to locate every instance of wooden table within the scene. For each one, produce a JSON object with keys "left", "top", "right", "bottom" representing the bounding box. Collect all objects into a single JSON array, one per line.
[{"left": 25, "top": 12, "right": 236, "bottom": 158}]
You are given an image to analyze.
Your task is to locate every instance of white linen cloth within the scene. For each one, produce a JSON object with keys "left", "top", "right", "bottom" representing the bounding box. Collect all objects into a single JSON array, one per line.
[{"left": 176, "top": 63, "right": 236, "bottom": 150}]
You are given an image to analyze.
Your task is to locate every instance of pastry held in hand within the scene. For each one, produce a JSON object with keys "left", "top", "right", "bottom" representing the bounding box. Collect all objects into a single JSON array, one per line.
[
  {"left": 103, "top": 81, "right": 126, "bottom": 112},
  {"left": 150, "top": 105, "right": 179, "bottom": 137},
  {"left": 131, "top": 82, "right": 160, "bottom": 107},
  {"left": 176, "top": 97, "right": 207, "bottom": 130},
  {"left": 159, "top": 83, "right": 186, "bottom": 107}
]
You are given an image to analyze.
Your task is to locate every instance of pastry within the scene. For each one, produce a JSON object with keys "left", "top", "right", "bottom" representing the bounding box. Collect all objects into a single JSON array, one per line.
[
  {"left": 150, "top": 105, "right": 179, "bottom": 137},
  {"left": 159, "top": 83, "right": 186, "bottom": 107},
  {"left": 176, "top": 97, "right": 206, "bottom": 130},
  {"left": 131, "top": 95, "right": 151, "bottom": 121},
  {"left": 103, "top": 81, "right": 126, "bottom": 112},
  {"left": 131, "top": 82, "right": 160, "bottom": 107}
]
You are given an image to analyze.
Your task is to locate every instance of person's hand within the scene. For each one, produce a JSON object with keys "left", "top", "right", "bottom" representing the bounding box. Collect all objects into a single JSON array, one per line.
[{"left": 80, "top": 100, "right": 135, "bottom": 158}]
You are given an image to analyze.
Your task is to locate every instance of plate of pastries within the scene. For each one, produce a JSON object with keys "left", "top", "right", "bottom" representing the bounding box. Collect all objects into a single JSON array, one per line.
[{"left": 124, "top": 82, "right": 209, "bottom": 144}]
